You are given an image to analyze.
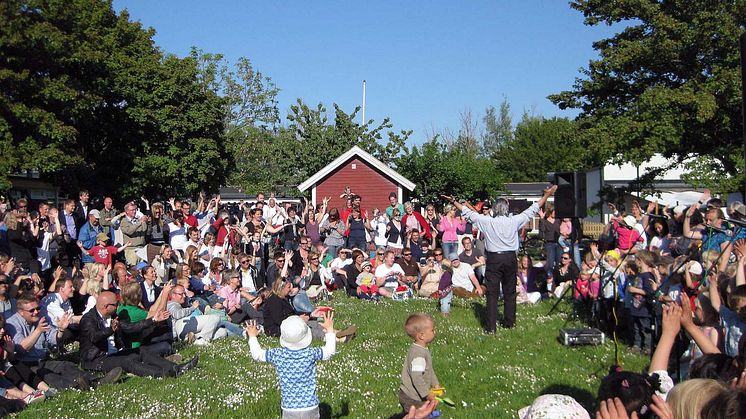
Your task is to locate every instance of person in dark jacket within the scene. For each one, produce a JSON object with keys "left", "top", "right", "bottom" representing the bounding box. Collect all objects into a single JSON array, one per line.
[
  {"left": 78, "top": 291, "right": 196, "bottom": 378},
  {"left": 6, "top": 212, "right": 39, "bottom": 274}
]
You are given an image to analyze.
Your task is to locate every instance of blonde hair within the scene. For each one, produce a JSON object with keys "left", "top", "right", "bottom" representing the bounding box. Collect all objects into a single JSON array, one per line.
[
  {"left": 405, "top": 313, "right": 433, "bottom": 339},
  {"left": 87, "top": 263, "right": 106, "bottom": 283},
  {"left": 3, "top": 212, "right": 19, "bottom": 230},
  {"left": 667, "top": 378, "right": 726, "bottom": 419},
  {"left": 120, "top": 282, "right": 142, "bottom": 306}
]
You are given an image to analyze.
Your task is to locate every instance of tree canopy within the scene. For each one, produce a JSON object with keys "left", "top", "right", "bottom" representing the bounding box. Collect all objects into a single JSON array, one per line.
[
  {"left": 0, "top": 0, "right": 229, "bottom": 199},
  {"left": 549, "top": 0, "right": 746, "bottom": 193}
]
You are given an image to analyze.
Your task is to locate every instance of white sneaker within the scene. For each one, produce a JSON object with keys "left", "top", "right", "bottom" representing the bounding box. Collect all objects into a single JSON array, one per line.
[
  {"left": 194, "top": 337, "right": 210, "bottom": 346},
  {"left": 24, "top": 390, "right": 45, "bottom": 405}
]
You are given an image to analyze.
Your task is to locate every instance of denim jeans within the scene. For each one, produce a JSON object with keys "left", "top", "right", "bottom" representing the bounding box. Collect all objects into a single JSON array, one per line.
[
  {"left": 442, "top": 241, "right": 458, "bottom": 261},
  {"left": 218, "top": 320, "right": 243, "bottom": 337},
  {"left": 439, "top": 291, "right": 453, "bottom": 314},
  {"left": 544, "top": 242, "right": 561, "bottom": 273},
  {"left": 292, "top": 290, "right": 315, "bottom": 314},
  {"left": 632, "top": 315, "right": 651, "bottom": 349}
]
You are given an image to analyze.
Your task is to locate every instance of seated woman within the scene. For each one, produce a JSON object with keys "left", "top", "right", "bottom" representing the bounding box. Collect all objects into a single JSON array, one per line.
[
  {"left": 262, "top": 279, "right": 356, "bottom": 343},
  {"left": 152, "top": 244, "right": 179, "bottom": 286},
  {"left": 80, "top": 263, "right": 110, "bottom": 315},
  {"left": 418, "top": 254, "right": 442, "bottom": 298},
  {"left": 551, "top": 252, "right": 579, "bottom": 298},
  {"left": 340, "top": 250, "right": 365, "bottom": 296},
  {"left": 298, "top": 251, "right": 331, "bottom": 301},
  {"left": 116, "top": 281, "right": 175, "bottom": 357},
  {"left": 175, "top": 263, "right": 210, "bottom": 312}
]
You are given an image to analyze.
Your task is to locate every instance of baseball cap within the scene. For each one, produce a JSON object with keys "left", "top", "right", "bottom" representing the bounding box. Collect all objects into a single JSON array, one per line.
[{"left": 89, "top": 209, "right": 101, "bottom": 219}]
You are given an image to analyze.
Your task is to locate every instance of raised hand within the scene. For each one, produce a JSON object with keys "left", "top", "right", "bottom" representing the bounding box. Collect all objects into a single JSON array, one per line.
[
  {"left": 321, "top": 310, "right": 335, "bottom": 333},
  {"left": 53, "top": 266, "right": 64, "bottom": 281},
  {"left": 58, "top": 313, "right": 72, "bottom": 331},
  {"left": 154, "top": 310, "right": 171, "bottom": 322},
  {"left": 37, "top": 317, "right": 51, "bottom": 334},
  {"left": 244, "top": 319, "right": 260, "bottom": 338},
  {"left": 661, "top": 303, "right": 682, "bottom": 336}
]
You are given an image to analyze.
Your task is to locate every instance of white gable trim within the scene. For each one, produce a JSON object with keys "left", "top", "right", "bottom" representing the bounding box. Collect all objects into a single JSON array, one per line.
[{"left": 297, "top": 145, "right": 416, "bottom": 192}]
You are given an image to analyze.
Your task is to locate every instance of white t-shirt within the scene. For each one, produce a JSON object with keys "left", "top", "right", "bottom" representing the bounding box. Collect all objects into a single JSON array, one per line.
[
  {"left": 375, "top": 263, "right": 405, "bottom": 287},
  {"left": 371, "top": 216, "right": 389, "bottom": 247},
  {"left": 330, "top": 257, "right": 352, "bottom": 271},
  {"left": 169, "top": 223, "right": 188, "bottom": 252},
  {"left": 451, "top": 263, "right": 476, "bottom": 292}
]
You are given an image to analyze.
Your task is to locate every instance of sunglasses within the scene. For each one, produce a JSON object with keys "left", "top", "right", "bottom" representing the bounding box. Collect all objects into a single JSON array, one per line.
[
  {"left": 22, "top": 307, "right": 40, "bottom": 313},
  {"left": 377, "top": 253, "right": 384, "bottom": 256},
  {"left": 277, "top": 259, "right": 285, "bottom": 263},
  {"left": 403, "top": 253, "right": 412, "bottom": 256},
  {"left": 310, "top": 257, "right": 319, "bottom": 261},
  {"left": 561, "top": 257, "right": 570, "bottom": 260},
  {"left": 240, "top": 260, "right": 250, "bottom": 264},
  {"left": 434, "top": 253, "right": 443, "bottom": 257}
]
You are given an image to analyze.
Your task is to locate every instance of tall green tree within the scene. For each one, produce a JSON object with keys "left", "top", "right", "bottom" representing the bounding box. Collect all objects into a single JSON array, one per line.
[
  {"left": 549, "top": 0, "right": 746, "bottom": 193},
  {"left": 493, "top": 115, "right": 587, "bottom": 182},
  {"left": 396, "top": 137, "right": 507, "bottom": 205},
  {"left": 228, "top": 98, "right": 411, "bottom": 195},
  {"left": 482, "top": 98, "right": 513, "bottom": 158},
  {"left": 0, "top": 0, "right": 229, "bottom": 199}
]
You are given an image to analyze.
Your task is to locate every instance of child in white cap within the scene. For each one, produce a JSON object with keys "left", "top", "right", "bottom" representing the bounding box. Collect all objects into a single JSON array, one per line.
[{"left": 245, "top": 311, "right": 336, "bottom": 419}]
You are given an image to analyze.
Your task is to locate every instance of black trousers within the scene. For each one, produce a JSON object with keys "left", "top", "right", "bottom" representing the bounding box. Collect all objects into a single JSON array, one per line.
[
  {"left": 98, "top": 348, "right": 175, "bottom": 378},
  {"left": 21, "top": 360, "right": 95, "bottom": 390},
  {"left": 5, "top": 362, "right": 43, "bottom": 388},
  {"left": 484, "top": 252, "right": 518, "bottom": 331}
]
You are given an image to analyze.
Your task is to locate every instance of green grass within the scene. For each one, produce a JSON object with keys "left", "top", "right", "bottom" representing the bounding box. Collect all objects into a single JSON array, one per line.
[{"left": 20, "top": 295, "right": 649, "bottom": 418}]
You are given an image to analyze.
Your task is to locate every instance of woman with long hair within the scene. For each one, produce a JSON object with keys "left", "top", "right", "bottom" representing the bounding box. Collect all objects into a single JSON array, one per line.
[
  {"left": 437, "top": 204, "right": 465, "bottom": 261},
  {"left": 5, "top": 211, "right": 39, "bottom": 274},
  {"left": 321, "top": 208, "right": 346, "bottom": 259},
  {"left": 539, "top": 203, "right": 561, "bottom": 274},
  {"left": 386, "top": 208, "right": 404, "bottom": 255}
]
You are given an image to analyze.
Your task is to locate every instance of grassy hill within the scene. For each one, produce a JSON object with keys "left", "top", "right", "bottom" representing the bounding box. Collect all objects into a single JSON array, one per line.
[{"left": 20, "top": 295, "right": 648, "bottom": 418}]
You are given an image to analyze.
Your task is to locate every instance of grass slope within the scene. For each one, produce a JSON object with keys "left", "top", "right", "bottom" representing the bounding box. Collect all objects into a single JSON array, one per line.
[{"left": 20, "top": 296, "right": 648, "bottom": 418}]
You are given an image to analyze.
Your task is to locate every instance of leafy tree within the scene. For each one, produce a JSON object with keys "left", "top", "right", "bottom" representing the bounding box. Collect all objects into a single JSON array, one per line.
[
  {"left": 493, "top": 115, "right": 587, "bottom": 182},
  {"left": 482, "top": 98, "right": 513, "bottom": 158},
  {"left": 549, "top": 0, "right": 746, "bottom": 193},
  {"left": 396, "top": 137, "right": 507, "bottom": 205},
  {"left": 0, "top": 0, "right": 229, "bottom": 199},
  {"left": 228, "top": 98, "right": 411, "bottom": 195}
]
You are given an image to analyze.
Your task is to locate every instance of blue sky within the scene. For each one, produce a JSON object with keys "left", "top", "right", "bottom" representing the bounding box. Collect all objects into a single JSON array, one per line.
[{"left": 113, "top": 1, "right": 621, "bottom": 146}]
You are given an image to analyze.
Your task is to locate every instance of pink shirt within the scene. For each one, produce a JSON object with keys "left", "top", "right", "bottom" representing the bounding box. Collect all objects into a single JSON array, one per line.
[
  {"left": 217, "top": 286, "right": 241, "bottom": 311},
  {"left": 438, "top": 216, "right": 465, "bottom": 242},
  {"left": 613, "top": 220, "right": 642, "bottom": 250}
]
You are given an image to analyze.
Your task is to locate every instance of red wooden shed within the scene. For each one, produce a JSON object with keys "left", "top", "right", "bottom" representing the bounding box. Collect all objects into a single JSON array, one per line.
[{"left": 297, "top": 146, "right": 416, "bottom": 213}]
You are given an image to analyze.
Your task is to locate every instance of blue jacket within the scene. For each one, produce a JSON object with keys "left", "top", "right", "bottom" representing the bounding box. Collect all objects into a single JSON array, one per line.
[{"left": 78, "top": 222, "right": 104, "bottom": 263}]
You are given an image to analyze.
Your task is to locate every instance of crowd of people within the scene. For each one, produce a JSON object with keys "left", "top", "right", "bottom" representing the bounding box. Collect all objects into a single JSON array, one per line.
[{"left": 1, "top": 185, "right": 746, "bottom": 417}]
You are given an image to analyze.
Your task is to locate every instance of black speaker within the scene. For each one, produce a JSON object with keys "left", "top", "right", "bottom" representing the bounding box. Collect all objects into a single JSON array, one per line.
[{"left": 552, "top": 172, "right": 587, "bottom": 219}]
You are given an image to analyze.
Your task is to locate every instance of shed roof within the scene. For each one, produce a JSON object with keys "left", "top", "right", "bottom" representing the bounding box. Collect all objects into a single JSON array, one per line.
[{"left": 297, "top": 146, "right": 416, "bottom": 192}]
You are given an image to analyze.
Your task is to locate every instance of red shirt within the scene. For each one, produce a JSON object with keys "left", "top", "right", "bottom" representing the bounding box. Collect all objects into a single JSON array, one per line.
[
  {"left": 88, "top": 245, "right": 120, "bottom": 266},
  {"left": 184, "top": 214, "right": 198, "bottom": 228}
]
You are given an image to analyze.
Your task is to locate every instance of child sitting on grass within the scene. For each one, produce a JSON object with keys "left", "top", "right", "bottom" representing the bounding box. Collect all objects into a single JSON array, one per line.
[
  {"left": 399, "top": 313, "right": 440, "bottom": 413},
  {"left": 356, "top": 261, "right": 379, "bottom": 300},
  {"left": 245, "top": 311, "right": 335, "bottom": 419}
]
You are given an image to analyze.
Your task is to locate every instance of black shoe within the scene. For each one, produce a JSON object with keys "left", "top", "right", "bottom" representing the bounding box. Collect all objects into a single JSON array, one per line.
[
  {"left": 95, "top": 367, "right": 123, "bottom": 387},
  {"left": 176, "top": 355, "right": 199, "bottom": 376},
  {"left": 75, "top": 375, "right": 91, "bottom": 391}
]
